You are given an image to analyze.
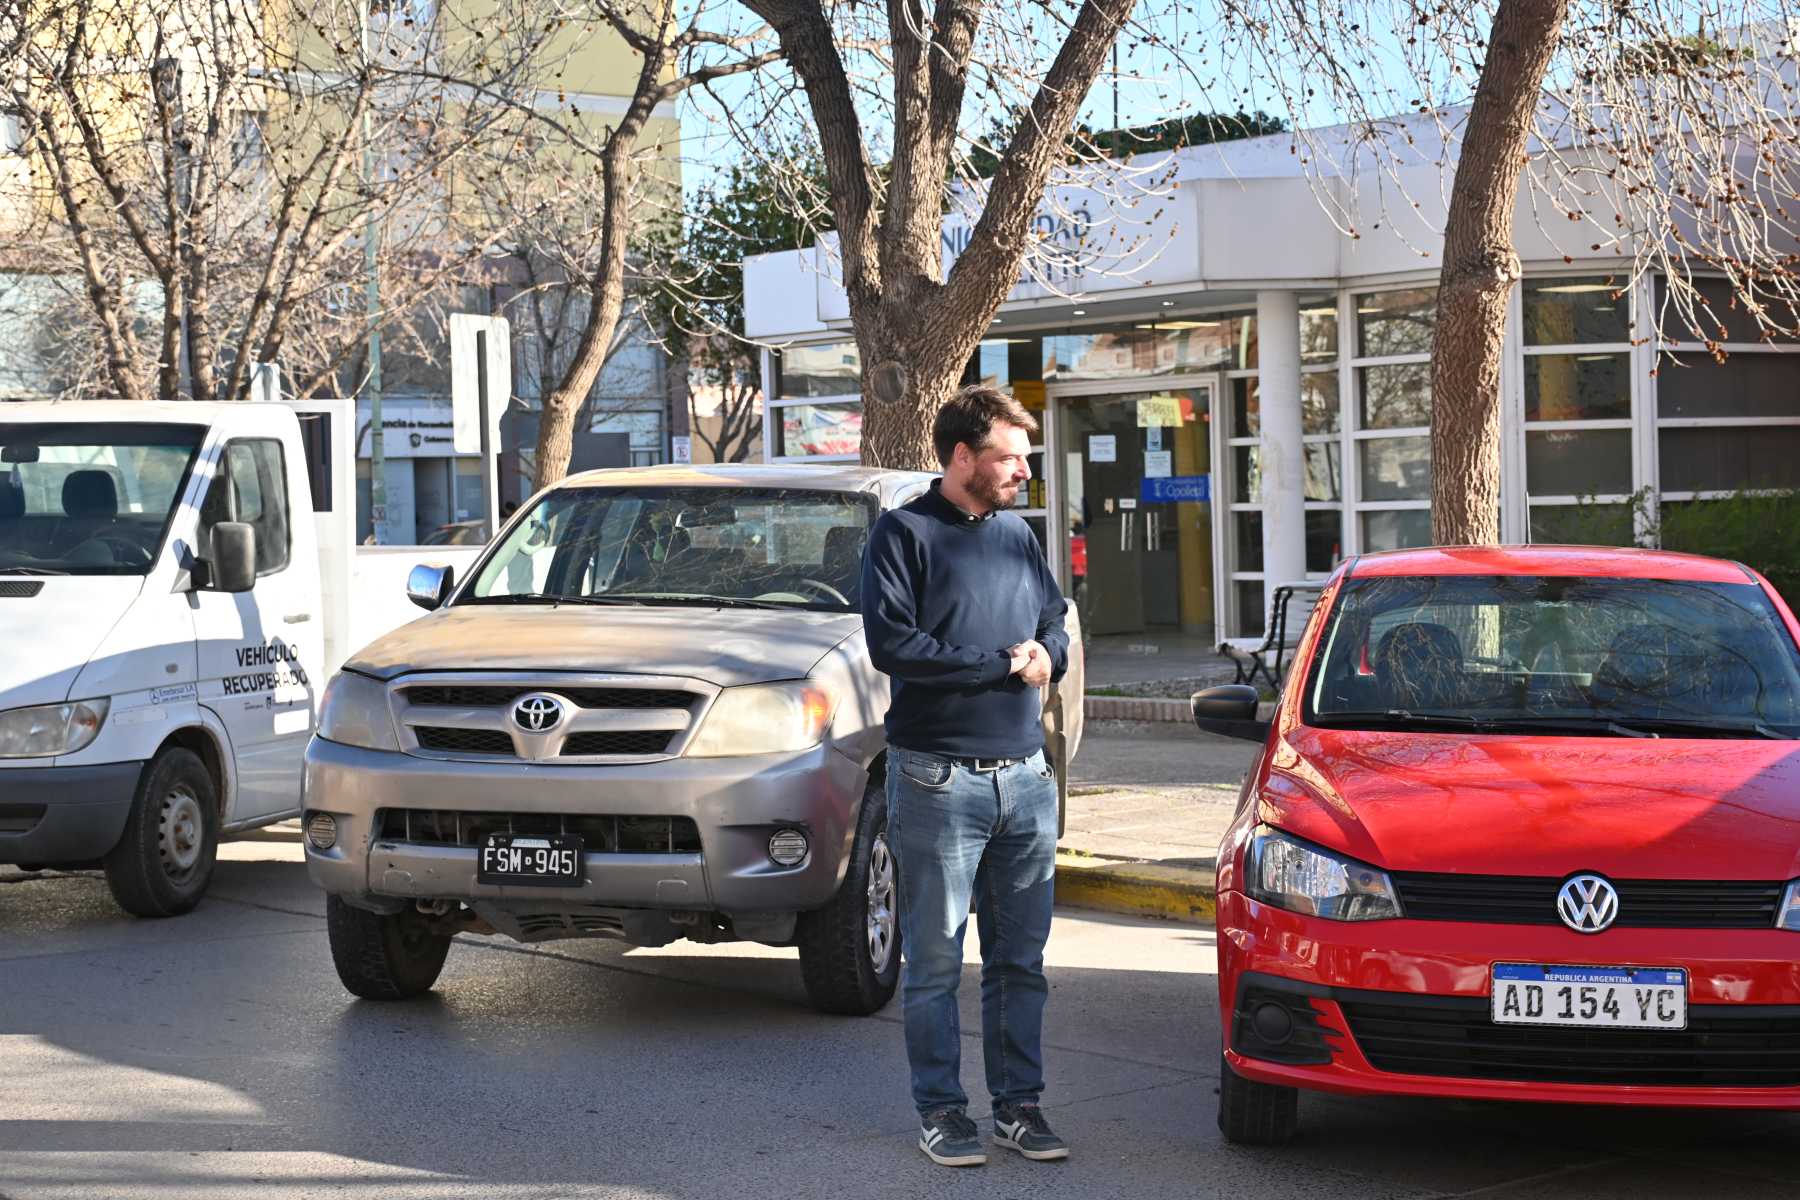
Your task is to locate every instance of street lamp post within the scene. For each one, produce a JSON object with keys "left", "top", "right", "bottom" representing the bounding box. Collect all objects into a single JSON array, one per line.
[{"left": 360, "top": 0, "right": 388, "bottom": 542}]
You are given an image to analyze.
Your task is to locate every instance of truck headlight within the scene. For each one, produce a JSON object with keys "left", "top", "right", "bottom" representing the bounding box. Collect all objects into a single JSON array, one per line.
[
  {"left": 686, "top": 682, "right": 836, "bottom": 758},
  {"left": 0, "top": 698, "right": 109, "bottom": 758},
  {"left": 1246, "top": 825, "right": 1402, "bottom": 921},
  {"left": 316, "top": 671, "right": 400, "bottom": 752}
]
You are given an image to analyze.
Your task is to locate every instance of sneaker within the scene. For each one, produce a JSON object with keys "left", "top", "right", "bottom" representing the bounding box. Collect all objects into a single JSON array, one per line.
[
  {"left": 918, "top": 1107, "right": 987, "bottom": 1167},
  {"left": 993, "top": 1101, "right": 1069, "bottom": 1161}
]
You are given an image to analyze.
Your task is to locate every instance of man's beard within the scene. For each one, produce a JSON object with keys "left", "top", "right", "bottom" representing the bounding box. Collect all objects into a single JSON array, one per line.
[{"left": 968, "top": 475, "right": 1019, "bottom": 511}]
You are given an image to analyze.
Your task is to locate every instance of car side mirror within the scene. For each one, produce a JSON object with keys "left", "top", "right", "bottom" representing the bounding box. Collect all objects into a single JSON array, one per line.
[
  {"left": 407, "top": 563, "right": 455, "bottom": 611},
  {"left": 208, "top": 522, "right": 256, "bottom": 593},
  {"left": 1191, "top": 684, "right": 1270, "bottom": 743}
]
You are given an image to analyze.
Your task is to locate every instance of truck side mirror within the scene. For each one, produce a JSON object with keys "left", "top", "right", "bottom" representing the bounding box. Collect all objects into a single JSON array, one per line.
[
  {"left": 209, "top": 522, "right": 257, "bottom": 593},
  {"left": 407, "top": 563, "right": 455, "bottom": 611},
  {"left": 1191, "top": 684, "right": 1270, "bottom": 743}
]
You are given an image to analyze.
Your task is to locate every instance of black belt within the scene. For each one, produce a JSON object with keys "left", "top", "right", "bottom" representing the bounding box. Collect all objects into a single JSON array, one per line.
[{"left": 955, "top": 756, "right": 1025, "bottom": 773}]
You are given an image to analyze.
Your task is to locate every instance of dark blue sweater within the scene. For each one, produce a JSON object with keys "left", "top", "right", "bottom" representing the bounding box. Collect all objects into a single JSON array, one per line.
[{"left": 861, "top": 482, "right": 1070, "bottom": 758}]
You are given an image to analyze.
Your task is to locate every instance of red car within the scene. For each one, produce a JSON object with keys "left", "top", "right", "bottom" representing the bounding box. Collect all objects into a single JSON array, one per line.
[{"left": 1193, "top": 545, "right": 1800, "bottom": 1143}]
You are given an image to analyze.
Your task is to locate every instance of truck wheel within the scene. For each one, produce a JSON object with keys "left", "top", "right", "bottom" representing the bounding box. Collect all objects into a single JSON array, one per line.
[
  {"left": 325, "top": 894, "right": 452, "bottom": 1000},
  {"left": 1217, "top": 1051, "right": 1299, "bottom": 1144},
  {"left": 796, "top": 781, "right": 900, "bottom": 1015},
  {"left": 102, "top": 748, "right": 218, "bottom": 918}
]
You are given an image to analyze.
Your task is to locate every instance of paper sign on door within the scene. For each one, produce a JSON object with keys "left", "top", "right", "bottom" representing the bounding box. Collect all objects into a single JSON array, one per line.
[
  {"left": 1089, "top": 435, "right": 1117, "bottom": 462},
  {"left": 1144, "top": 451, "right": 1172, "bottom": 478}
]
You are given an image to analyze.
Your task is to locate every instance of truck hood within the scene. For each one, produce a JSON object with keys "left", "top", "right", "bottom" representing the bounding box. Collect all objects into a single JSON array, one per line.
[
  {"left": 344, "top": 604, "right": 865, "bottom": 687},
  {"left": 0, "top": 577, "right": 145, "bottom": 709},
  {"left": 1261, "top": 725, "right": 1800, "bottom": 881}
]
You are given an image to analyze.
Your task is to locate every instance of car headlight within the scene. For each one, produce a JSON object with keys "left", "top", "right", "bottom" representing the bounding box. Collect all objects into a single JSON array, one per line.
[
  {"left": 316, "top": 671, "right": 400, "bottom": 752},
  {"left": 686, "top": 682, "right": 836, "bottom": 757},
  {"left": 1246, "top": 825, "right": 1402, "bottom": 921},
  {"left": 1777, "top": 881, "right": 1800, "bottom": 931},
  {"left": 0, "top": 698, "right": 109, "bottom": 758}
]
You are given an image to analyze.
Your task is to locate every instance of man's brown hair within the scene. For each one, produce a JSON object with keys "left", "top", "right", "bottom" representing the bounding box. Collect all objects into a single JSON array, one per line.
[{"left": 932, "top": 384, "right": 1039, "bottom": 467}]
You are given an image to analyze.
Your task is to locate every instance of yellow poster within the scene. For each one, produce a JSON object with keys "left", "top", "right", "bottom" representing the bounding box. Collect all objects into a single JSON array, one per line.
[
  {"left": 1136, "top": 394, "right": 1183, "bottom": 427},
  {"left": 1013, "top": 380, "right": 1047, "bottom": 410}
]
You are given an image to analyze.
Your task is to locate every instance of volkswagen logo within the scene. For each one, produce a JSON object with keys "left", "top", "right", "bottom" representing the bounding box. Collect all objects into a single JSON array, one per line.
[
  {"left": 1557, "top": 874, "right": 1620, "bottom": 933},
  {"left": 512, "top": 694, "right": 564, "bottom": 733}
]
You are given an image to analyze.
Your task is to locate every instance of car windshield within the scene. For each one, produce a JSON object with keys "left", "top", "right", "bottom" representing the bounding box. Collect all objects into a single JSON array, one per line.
[
  {"left": 0, "top": 422, "right": 205, "bottom": 576},
  {"left": 1305, "top": 574, "right": 1800, "bottom": 738},
  {"left": 461, "top": 486, "right": 879, "bottom": 612}
]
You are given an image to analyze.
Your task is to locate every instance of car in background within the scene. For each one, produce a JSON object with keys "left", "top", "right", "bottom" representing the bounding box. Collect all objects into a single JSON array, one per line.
[
  {"left": 421, "top": 519, "right": 490, "bottom": 546},
  {"left": 1193, "top": 546, "right": 1800, "bottom": 1142}
]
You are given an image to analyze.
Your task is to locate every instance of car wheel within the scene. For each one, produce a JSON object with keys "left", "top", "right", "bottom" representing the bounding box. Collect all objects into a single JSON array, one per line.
[
  {"left": 325, "top": 894, "right": 453, "bottom": 1000},
  {"left": 795, "top": 780, "right": 900, "bottom": 1015},
  {"left": 102, "top": 748, "right": 218, "bottom": 918},
  {"left": 1217, "top": 1050, "right": 1299, "bottom": 1144}
]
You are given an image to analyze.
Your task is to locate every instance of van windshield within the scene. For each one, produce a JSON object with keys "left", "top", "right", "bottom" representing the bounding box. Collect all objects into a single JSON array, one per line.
[
  {"left": 0, "top": 422, "right": 205, "bottom": 576},
  {"left": 461, "top": 486, "right": 880, "bottom": 613},
  {"left": 1305, "top": 574, "right": 1800, "bottom": 738}
]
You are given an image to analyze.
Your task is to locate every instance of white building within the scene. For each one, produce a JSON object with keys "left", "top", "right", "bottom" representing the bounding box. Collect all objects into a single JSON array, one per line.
[{"left": 742, "top": 113, "right": 1800, "bottom": 648}]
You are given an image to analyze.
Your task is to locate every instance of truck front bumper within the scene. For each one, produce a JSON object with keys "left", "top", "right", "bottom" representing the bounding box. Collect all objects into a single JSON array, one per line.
[
  {"left": 0, "top": 762, "right": 144, "bottom": 864},
  {"left": 302, "top": 736, "right": 869, "bottom": 915}
]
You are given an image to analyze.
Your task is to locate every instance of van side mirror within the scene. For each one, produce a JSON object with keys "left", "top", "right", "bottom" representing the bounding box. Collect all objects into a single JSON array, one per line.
[
  {"left": 407, "top": 563, "right": 455, "bottom": 611},
  {"left": 208, "top": 522, "right": 256, "bottom": 593},
  {"left": 1191, "top": 684, "right": 1270, "bottom": 743}
]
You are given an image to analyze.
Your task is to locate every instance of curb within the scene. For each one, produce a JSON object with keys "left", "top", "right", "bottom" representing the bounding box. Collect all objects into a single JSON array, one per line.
[
  {"left": 1053, "top": 851, "right": 1216, "bottom": 925},
  {"left": 1083, "top": 696, "right": 1193, "bottom": 723}
]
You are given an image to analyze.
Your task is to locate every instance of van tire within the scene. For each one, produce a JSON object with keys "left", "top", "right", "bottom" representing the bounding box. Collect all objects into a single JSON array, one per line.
[
  {"left": 1217, "top": 1051, "right": 1299, "bottom": 1144},
  {"left": 326, "top": 895, "right": 452, "bottom": 1000},
  {"left": 103, "top": 748, "right": 218, "bottom": 918},
  {"left": 796, "top": 782, "right": 900, "bottom": 1015}
]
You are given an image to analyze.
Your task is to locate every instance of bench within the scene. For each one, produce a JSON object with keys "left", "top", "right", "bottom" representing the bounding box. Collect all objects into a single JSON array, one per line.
[{"left": 1218, "top": 582, "right": 1323, "bottom": 690}]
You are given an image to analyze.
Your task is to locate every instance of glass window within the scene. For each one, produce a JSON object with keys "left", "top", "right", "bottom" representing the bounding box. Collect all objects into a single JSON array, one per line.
[
  {"left": 775, "top": 342, "right": 862, "bottom": 398},
  {"left": 1526, "top": 429, "right": 1633, "bottom": 496},
  {"left": 1306, "top": 510, "right": 1343, "bottom": 573},
  {"left": 1044, "top": 317, "right": 1253, "bottom": 380},
  {"left": 1525, "top": 353, "right": 1631, "bottom": 421},
  {"left": 1355, "top": 288, "right": 1436, "bottom": 357},
  {"left": 1522, "top": 277, "right": 1630, "bottom": 345},
  {"left": 1360, "top": 508, "right": 1432, "bottom": 552},
  {"left": 1358, "top": 363, "right": 1432, "bottom": 429},
  {"left": 1305, "top": 442, "right": 1342, "bottom": 502},
  {"left": 1234, "top": 510, "right": 1263, "bottom": 572},
  {"left": 774, "top": 403, "right": 862, "bottom": 458},
  {"left": 1300, "top": 295, "right": 1338, "bottom": 365},
  {"left": 1657, "top": 353, "right": 1800, "bottom": 420},
  {"left": 1656, "top": 276, "right": 1800, "bottom": 344},
  {"left": 1302, "top": 371, "right": 1340, "bottom": 434},
  {"left": 1359, "top": 436, "right": 1431, "bottom": 501},
  {"left": 1231, "top": 444, "right": 1262, "bottom": 503},
  {"left": 1236, "top": 578, "right": 1268, "bottom": 636},
  {"left": 1305, "top": 574, "right": 1800, "bottom": 734},
  {"left": 1529, "top": 503, "right": 1635, "bottom": 546},
  {"left": 201, "top": 439, "right": 291, "bottom": 575},
  {"left": 1231, "top": 376, "right": 1259, "bottom": 438},
  {"left": 1660, "top": 426, "right": 1800, "bottom": 492}
]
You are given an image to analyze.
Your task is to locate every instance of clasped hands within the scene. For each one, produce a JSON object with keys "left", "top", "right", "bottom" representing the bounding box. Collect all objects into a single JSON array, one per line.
[{"left": 1007, "top": 639, "right": 1052, "bottom": 687}]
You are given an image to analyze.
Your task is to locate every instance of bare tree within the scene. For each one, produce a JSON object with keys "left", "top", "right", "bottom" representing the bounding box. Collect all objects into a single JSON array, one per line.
[
  {"left": 1217, "top": 3, "right": 1800, "bottom": 543},
  {"left": 2, "top": 0, "right": 561, "bottom": 403}
]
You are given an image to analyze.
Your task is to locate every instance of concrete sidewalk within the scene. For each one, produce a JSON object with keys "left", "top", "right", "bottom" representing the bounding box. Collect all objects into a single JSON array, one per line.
[{"left": 1054, "top": 719, "right": 1258, "bottom": 926}]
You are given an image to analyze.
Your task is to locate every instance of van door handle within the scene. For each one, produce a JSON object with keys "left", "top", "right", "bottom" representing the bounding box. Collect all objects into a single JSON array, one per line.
[{"left": 283, "top": 612, "right": 311, "bottom": 624}]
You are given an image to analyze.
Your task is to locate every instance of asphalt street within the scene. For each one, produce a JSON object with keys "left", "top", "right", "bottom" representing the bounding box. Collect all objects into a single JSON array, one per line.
[{"left": 6, "top": 844, "right": 1800, "bottom": 1199}]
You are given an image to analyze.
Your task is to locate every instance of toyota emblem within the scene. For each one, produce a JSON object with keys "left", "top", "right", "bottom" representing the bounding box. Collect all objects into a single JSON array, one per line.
[
  {"left": 512, "top": 694, "right": 563, "bottom": 733},
  {"left": 1556, "top": 874, "right": 1620, "bottom": 933}
]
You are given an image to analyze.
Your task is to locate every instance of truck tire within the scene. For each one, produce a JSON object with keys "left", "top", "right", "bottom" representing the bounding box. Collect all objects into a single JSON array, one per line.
[
  {"left": 1217, "top": 1051, "right": 1299, "bottom": 1144},
  {"left": 325, "top": 894, "right": 452, "bottom": 1000},
  {"left": 796, "top": 781, "right": 900, "bottom": 1015},
  {"left": 102, "top": 748, "right": 219, "bottom": 918}
]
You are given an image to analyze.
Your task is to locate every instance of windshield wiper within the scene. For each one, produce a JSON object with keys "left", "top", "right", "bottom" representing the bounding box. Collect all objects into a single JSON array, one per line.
[
  {"left": 457, "top": 592, "right": 647, "bottom": 608},
  {"left": 0, "top": 566, "right": 70, "bottom": 576},
  {"left": 1592, "top": 715, "right": 1788, "bottom": 741},
  {"left": 624, "top": 593, "right": 790, "bottom": 611},
  {"left": 1312, "top": 709, "right": 1489, "bottom": 730}
]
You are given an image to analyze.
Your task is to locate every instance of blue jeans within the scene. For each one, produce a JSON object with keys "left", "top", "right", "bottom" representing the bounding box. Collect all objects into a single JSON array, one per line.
[{"left": 886, "top": 746, "right": 1058, "bottom": 1116}]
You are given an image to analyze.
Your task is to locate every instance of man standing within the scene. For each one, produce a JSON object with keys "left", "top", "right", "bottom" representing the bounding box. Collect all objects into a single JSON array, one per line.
[{"left": 861, "top": 385, "right": 1071, "bottom": 1168}]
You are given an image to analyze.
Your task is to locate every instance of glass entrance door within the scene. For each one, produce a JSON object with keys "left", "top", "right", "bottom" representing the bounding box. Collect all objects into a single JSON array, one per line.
[{"left": 1058, "top": 385, "right": 1216, "bottom": 644}]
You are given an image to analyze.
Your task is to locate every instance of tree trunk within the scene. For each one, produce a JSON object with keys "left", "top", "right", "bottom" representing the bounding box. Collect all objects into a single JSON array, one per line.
[
  {"left": 859, "top": 338, "right": 969, "bottom": 470},
  {"left": 532, "top": 295, "right": 619, "bottom": 489},
  {"left": 1429, "top": 0, "right": 1568, "bottom": 546}
]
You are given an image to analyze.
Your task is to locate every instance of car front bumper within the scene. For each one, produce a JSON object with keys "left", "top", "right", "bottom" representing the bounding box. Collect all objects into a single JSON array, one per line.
[
  {"left": 302, "top": 736, "right": 868, "bottom": 915},
  {"left": 1219, "top": 888, "right": 1800, "bottom": 1109},
  {"left": 0, "top": 762, "right": 143, "bottom": 864}
]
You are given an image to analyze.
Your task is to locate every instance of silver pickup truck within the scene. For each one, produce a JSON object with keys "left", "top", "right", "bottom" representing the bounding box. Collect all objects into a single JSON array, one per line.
[{"left": 303, "top": 464, "right": 1083, "bottom": 1014}]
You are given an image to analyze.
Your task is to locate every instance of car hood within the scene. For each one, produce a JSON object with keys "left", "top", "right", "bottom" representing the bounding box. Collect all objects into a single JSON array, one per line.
[
  {"left": 344, "top": 604, "right": 864, "bottom": 688},
  {"left": 1260, "top": 725, "right": 1800, "bottom": 880},
  {"left": 0, "top": 577, "right": 144, "bottom": 709}
]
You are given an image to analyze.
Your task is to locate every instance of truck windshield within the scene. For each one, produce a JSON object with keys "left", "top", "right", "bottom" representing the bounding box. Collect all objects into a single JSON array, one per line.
[
  {"left": 462, "top": 486, "right": 881, "bottom": 613},
  {"left": 1305, "top": 574, "right": 1800, "bottom": 738},
  {"left": 0, "top": 422, "right": 205, "bottom": 576}
]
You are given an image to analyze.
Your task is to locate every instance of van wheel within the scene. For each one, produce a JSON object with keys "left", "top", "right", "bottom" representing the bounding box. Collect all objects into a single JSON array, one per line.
[
  {"left": 796, "top": 782, "right": 900, "bottom": 1015},
  {"left": 326, "top": 895, "right": 452, "bottom": 1000},
  {"left": 1217, "top": 1051, "right": 1299, "bottom": 1144},
  {"left": 103, "top": 748, "right": 218, "bottom": 917}
]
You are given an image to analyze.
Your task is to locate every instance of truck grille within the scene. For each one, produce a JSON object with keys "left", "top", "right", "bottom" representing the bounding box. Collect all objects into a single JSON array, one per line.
[
  {"left": 375, "top": 808, "right": 702, "bottom": 853},
  {"left": 392, "top": 674, "right": 711, "bottom": 763},
  {"left": 1339, "top": 994, "right": 1800, "bottom": 1087},
  {"left": 1389, "top": 872, "right": 1785, "bottom": 929}
]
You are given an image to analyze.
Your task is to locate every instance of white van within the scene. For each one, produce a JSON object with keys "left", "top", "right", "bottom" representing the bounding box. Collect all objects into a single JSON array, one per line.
[{"left": 0, "top": 400, "right": 485, "bottom": 915}]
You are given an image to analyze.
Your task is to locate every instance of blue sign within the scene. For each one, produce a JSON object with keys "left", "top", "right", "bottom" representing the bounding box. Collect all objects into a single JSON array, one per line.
[{"left": 1141, "top": 474, "right": 1210, "bottom": 504}]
